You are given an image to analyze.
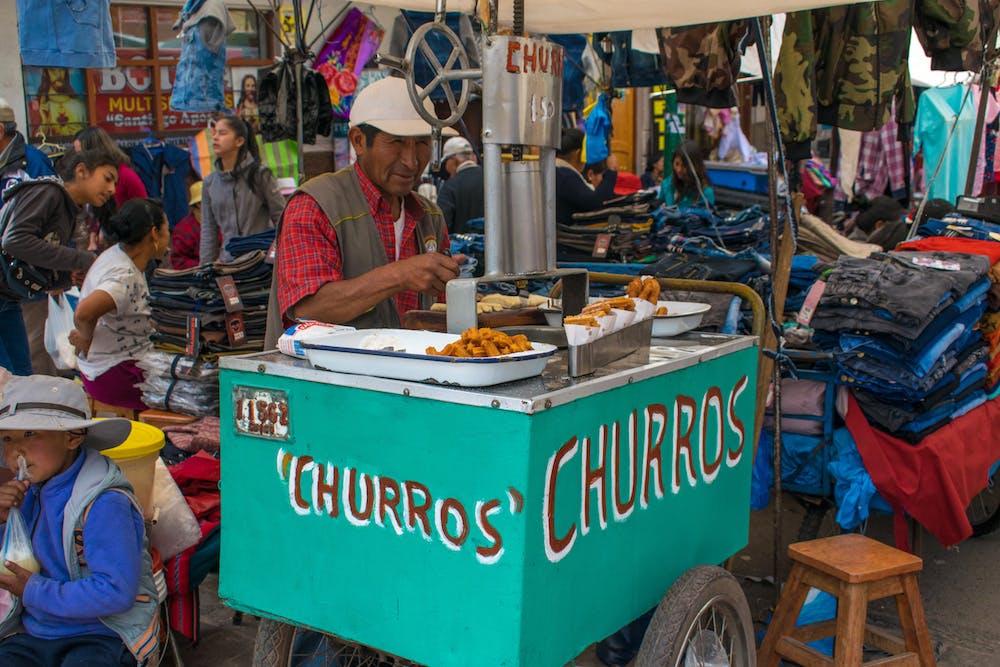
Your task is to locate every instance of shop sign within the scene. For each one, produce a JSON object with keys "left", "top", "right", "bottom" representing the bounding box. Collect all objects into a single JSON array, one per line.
[
  {"left": 482, "top": 35, "right": 563, "bottom": 148},
  {"left": 233, "top": 386, "right": 290, "bottom": 440},
  {"left": 90, "top": 66, "right": 233, "bottom": 134}
]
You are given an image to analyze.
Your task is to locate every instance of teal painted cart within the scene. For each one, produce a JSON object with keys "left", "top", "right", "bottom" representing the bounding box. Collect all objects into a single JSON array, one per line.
[{"left": 218, "top": 333, "right": 758, "bottom": 666}]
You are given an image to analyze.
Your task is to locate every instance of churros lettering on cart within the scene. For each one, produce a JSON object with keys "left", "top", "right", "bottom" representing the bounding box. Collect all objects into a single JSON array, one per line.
[
  {"left": 276, "top": 450, "right": 523, "bottom": 566},
  {"left": 542, "top": 375, "right": 751, "bottom": 563}
]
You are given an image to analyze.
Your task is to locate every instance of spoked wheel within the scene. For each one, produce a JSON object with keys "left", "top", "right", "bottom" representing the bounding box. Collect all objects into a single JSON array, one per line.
[
  {"left": 252, "top": 618, "right": 420, "bottom": 667},
  {"left": 635, "top": 566, "right": 755, "bottom": 667},
  {"left": 967, "top": 469, "right": 1000, "bottom": 537}
]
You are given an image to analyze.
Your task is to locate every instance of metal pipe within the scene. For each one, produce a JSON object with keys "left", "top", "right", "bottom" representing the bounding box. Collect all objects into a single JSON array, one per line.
[
  {"left": 541, "top": 147, "right": 557, "bottom": 269},
  {"left": 483, "top": 143, "right": 503, "bottom": 276}
]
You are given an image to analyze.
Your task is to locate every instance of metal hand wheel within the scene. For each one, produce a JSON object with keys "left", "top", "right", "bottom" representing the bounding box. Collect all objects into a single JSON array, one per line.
[{"left": 403, "top": 21, "right": 473, "bottom": 128}]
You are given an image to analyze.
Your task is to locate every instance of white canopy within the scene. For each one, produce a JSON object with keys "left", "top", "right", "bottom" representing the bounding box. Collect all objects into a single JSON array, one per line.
[{"left": 361, "top": 0, "right": 865, "bottom": 33}]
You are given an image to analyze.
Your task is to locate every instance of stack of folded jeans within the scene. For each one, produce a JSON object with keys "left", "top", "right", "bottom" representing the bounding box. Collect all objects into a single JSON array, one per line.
[
  {"left": 812, "top": 251, "right": 992, "bottom": 443},
  {"left": 916, "top": 214, "right": 1000, "bottom": 241},
  {"left": 225, "top": 229, "right": 276, "bottom": 256},
  {"left": 142, "top": 250, "right": 271, "bottom": 416},
  {"left": 147, "top": 250, "right": 271, "bottom": 354},
  {"left": 652, "top": 205, "right": 769, "bottom": 252}
]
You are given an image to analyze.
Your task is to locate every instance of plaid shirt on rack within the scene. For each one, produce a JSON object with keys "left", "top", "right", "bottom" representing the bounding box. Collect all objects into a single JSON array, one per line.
[
  {"left": 854, "top": 115, "right": 908, "bottom": 201},
  {"left": 276, "top": 163, "right": 448, "bottom": 320}
]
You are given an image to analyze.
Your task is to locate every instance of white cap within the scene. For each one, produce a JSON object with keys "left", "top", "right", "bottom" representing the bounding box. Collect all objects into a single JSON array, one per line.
[
  {"left": 442, "top": 136, "right": 474, "bottom": 160},
  {"left": 276, "top": 177, "right": 297, "bottom": 196},
  {"left": 349, "top": 76, "right": 458, "bottom": 138}
]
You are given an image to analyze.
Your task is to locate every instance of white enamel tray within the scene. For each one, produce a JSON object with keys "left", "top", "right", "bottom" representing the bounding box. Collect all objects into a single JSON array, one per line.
[{"left": 301, "top": 329, "right": 557, "bottom": 387}]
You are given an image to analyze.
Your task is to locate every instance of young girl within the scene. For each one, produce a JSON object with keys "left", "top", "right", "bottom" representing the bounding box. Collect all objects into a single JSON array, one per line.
[
  {"left": 660, "top": 140, "right": 716, "bottom": 209},
  {"left": 0, "top": 148, "right": 118, "bottom": 376},
  {"left": 70, "top": 198, "right": 169, "bottom": 411},
  {"left": 199, "top": 115, "right": 284, "bottom": 264},
  {"left": 73, "top": 126, "right": 148, "bottom": 208}
]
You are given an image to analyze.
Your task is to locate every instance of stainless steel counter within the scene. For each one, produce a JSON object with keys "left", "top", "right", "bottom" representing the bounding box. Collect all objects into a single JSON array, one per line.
[{"left": 220, "top": 332, "right": 756, "bottom": 414}]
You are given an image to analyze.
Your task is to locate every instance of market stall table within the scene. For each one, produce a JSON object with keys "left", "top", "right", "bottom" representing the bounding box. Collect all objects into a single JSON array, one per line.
[{"left": 217, "top": 332, "right": 758, "bottom": 666}]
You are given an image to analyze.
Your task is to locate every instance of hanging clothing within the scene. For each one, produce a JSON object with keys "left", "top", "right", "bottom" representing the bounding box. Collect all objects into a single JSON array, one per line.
[
  {"left": 583, "top": 94, "right": 612, "bottom": 163},
  {"left": 548, "top": 34, "right": 595, "bottom": 113},
  {"left": 130, "top": 143, "right": 193, "bottom": 228},
  {"left": 655, "top": 22, "right": 747, "bottom": 109},
  {"left": 835, "top": 129, "right": 863, "bottom": 203},
  {"left": 913, "top": 0, "right": 1000, "bottom": 72},
  {"left": 16, "top": 0, "right": 115, "bottom": 68},
  {"left": 170, "top": 0, "right": 235, "bottom": 113},
  {"left": 914, "top": 85, "right": 998, "bottom": 202},
  {"left": 312, "top": 8, "right": 384, "bottom": 120},
  {"left": 257, "top": 64, "right": 333, "bottom": 144},
  {"left": 854, "top": 112, "right": 909, "bottom": 201},
  {"left": 593, "top": 31, "right": 668, "bottom": 89},
  {"left": 774, "top": 0, "right": 914, "bottom": 161}
]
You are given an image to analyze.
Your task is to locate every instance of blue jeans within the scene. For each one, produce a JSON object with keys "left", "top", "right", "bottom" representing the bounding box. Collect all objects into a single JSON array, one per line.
[
  {"left": 0, "top": 633, "right": 136, "bottom": 667},
  {"left": 0, "top": 298, "right": 31, "bottom": 375}
]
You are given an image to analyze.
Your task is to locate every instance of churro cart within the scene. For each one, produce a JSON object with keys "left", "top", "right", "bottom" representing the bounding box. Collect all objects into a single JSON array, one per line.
[{"left": 209, "top": 1, "right": 832, "bottom": 664}]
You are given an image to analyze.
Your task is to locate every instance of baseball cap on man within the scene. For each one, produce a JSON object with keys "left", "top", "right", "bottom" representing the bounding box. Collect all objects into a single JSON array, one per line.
[
  {"left": 0, "top": 376, "right": 132, "bottom": 451},
  {"left": 0, "top": 98, "right": 15, "bottom": 124},
  {"left": 441, "top": 137, "right": 474, "bottom": 161},
  {"left": 349, "top": 76, "right": 457, "bottom": 138}
]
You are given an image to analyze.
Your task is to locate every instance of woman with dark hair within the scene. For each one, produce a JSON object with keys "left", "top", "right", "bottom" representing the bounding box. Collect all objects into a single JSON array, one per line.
[
  {"left": 70, "top": 198, "right": 169, "bottom": 410},
  {"left": 199, "top": 115, "right": 284, "bottom": 263},
  {"left": 660, "top": 140, "right": 715, "bottom": 208},
  {"left": 0, "top": 148, "right": 118, "bottom": 375},
  {"left": 73, "top": 126, "right": 148, "bottom": 207}
]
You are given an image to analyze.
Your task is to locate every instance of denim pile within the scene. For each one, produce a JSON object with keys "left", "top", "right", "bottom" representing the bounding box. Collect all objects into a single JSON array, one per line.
[
  {"left": 812, "top": 251, "right": 992, "bottom": 443},
  {"left": 224, "top": 229, "right": 275, "bottom": 256},
  {"left": 651, "top": 206, "right": 770, "bottom": 253},
  {"left": 142, "top": 249, "right": 271, "bottom": 416}
]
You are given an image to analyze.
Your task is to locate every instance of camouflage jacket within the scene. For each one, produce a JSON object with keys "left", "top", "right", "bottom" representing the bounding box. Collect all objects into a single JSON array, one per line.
[
  {"left": 657, "top": 22, "right": 749, "bottom": 109},
  {"left": 914, "top": 0, "right": 998, "bottom": 72},
  {"left": 775, "top": 0, "right": 914, "bottom": 161}
]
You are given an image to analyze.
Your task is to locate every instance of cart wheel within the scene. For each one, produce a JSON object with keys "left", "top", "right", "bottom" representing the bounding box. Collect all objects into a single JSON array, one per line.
[
  {"left": 635, "top": 566, "right": 755, "bottom": 667},
  {"left": 968, "top": 469, "right": 1000, "bottom": 537},
  {"left": 252, "top": 618, "right": 406, "bottom": 667}
]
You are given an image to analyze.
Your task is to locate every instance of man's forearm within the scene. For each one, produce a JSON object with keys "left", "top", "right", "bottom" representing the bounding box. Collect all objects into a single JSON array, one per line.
[{"left": 292, "top": 264, "right": 401, "bottom": 324}]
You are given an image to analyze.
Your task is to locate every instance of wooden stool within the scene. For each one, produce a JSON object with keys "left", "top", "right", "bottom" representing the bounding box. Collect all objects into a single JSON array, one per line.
[
  {"left": 759, "top": 533, "right": 936, "bottom": 667},
  {"left": 88, "top": 397, "right": 139, "bottom": 421}
]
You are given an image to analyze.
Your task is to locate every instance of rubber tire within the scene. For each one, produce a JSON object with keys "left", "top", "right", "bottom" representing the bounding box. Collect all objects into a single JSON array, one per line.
[
  {"left": 635, "top": 565, "right": 756, "bottom": 667},
  {"left": 253, "top": 618, "right": 296, "bottom": 667},
  {"left": 969, "top": 471, "right": 1000, "bottom": 538}
]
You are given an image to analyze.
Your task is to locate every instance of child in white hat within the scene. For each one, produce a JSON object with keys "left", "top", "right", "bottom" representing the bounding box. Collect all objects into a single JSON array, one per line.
[{"left": 0, "top": 376, "right": 158, "bottom": 666}]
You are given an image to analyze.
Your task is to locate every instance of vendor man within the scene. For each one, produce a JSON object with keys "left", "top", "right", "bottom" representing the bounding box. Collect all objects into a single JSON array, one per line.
[{"left": 273, "top": 77, "right": 464, "bottom": 329}]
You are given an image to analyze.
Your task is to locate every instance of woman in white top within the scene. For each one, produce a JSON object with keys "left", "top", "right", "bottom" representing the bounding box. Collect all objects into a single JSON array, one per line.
[{"left": 70, "top": 198, "right": 170, "bottom": 411}]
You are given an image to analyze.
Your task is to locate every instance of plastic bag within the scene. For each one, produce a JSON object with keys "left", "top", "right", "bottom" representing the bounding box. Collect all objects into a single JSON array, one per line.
[
  {"left": 44, "top": 290, "right": 79, "bottom": 371},
  {"left": 149, "top": 459, "right": 202, "bottom": 560},
  {"left": 0, "top": 457, "right": 40, "bottom": 577}
]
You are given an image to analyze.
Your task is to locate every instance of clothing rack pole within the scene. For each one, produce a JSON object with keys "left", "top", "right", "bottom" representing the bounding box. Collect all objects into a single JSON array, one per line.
[
  {"left": 293, "top": 0, "right": 306, "bottom": 183},
  {"left": 963, "top": 26, "right": 999, "bottom": 197}
]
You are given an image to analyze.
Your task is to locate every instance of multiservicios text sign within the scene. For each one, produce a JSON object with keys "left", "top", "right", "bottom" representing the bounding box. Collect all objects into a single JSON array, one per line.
[{"left": 482, "top": 35, "right": 563, "bottom": 148}]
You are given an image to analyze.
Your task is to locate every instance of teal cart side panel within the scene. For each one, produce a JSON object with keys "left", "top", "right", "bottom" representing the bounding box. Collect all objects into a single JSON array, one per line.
[
  {"left": 219, "top": 371, "right": 535, "bottom": 666},
  {"left": 517, "top": 347, "right": 758, "bottom": 666}
]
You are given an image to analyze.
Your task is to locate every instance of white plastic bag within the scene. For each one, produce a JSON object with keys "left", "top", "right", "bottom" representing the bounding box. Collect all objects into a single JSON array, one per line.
[
  {"left": 44, "top": 290, "right": 79, "bottom": 371},
  {"left": 0, "top": 457, "right": 40, "bottom": 577},
  {"left": 148, "top": 458, "right": 201, "bottom": 560}
]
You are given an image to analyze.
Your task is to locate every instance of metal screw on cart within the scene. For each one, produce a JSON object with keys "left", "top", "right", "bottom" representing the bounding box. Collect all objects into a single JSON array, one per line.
[
  {"left": 257, "top": 364, "right": 267, "bottom": 373},
  {"left": 491, "top": 399, "right": 501, "bottom": 408},
  {"left": 403, "top": 388, "right": 411, "bottom": 397}
]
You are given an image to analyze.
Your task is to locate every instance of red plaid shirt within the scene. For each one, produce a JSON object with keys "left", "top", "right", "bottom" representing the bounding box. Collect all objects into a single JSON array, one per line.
[{"left": 276, "top": 163, "right": 448, "bottom": 320}]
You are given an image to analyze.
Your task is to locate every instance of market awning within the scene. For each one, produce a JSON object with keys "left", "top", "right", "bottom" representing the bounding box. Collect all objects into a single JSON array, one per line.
[{"left": 362, "top": 0, "right": 870, "bottom": 33}]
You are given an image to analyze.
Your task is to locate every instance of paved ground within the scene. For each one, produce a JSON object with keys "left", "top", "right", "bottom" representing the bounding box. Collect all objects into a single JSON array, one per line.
[{"left": 171, "top": 497, "right": 1000, "bottom": 666}]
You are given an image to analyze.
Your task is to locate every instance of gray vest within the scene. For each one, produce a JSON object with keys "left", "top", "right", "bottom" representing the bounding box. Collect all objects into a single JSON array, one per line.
[
  {"left": 264, "top": 167, "right": 449, "bottom": 345},
  {"left": 300, "top": 167, "right": 447, "bottom": 329}
]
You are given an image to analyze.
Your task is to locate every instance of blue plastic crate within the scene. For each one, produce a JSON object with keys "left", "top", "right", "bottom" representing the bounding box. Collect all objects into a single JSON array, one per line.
[{"left": 706, "top": 163, "right": 770, "bottom": 194}]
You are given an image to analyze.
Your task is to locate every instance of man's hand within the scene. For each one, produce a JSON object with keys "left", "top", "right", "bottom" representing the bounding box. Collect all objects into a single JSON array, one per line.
[
  {"left": 0, "top": 560, "right": 34, "bottom": 598},
  {"left": 0, "top": 480, "right": 28, "bottom": 523},
  {"left": 392, "top": 253, "right": 466, "bottom": 296},
  {"left": 68, "top": 328, "right": 92, "bottom": 358}
]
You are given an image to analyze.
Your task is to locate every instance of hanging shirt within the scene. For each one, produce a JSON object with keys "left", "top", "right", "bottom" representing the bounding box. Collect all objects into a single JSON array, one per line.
[
  {"left": 16, "top": 0, "right": 115, "bottom": 68},
  {"left": 913, "top": 85, "right": 996, "bottom": 202},
  {"left": 130, "top": 143, "right": 194, "bottom": 228},
  {"left": 854, "top": 111, "right": 908, "bottom": 201}
]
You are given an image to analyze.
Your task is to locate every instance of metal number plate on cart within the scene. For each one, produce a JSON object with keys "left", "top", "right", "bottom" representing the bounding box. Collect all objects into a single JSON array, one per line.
[{"left": 233, "top": 386, "right": 290, "bottom": 440}]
